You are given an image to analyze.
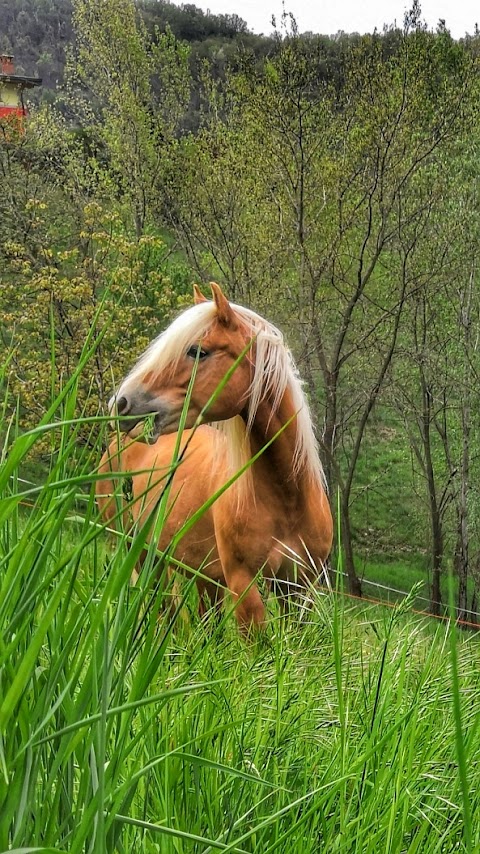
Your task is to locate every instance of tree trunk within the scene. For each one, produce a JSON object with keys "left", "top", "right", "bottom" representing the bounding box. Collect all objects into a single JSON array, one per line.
[
  {"left": 419, "top": 365, "right": 444, "bottom": 616},
  {"left": 456, "top": 310, "right": 471, "bottom": 622},
  {"left": 427, "top": 473, "right": 443, "bottom": 616},
  {"left": 340, "top": 492, "right": 362, "bottom": 597},
  {"left": 471, "top": 587, "right": 478, "bottom": 625},
  {"left": 323, "top": 376, "right": 337, "bottom": 490},
  {"left": 455, "top": 426, "right": 469, "bottom": 622}
]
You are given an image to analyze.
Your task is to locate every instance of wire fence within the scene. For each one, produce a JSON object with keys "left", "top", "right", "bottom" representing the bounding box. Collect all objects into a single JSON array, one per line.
[{"left": 333, "top": 569, "right": 480, "bottom": 630}]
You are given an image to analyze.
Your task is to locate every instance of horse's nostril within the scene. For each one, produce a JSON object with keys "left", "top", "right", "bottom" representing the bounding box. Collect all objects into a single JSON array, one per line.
[{"left": 116, "top": 395, "right": 130, "bottom": 416}]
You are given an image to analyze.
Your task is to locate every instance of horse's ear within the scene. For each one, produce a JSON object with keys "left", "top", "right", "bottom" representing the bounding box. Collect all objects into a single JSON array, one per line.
[
  {"left": 210, "top": 282, "right": 237, "bottom": 328},
  {"left": 193, "top": 283, "right": 208, "bottom": 304}
]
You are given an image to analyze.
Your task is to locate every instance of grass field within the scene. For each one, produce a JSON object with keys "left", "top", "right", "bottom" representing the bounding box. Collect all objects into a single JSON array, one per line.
[{"left": 1, "top": 351, "right": 479, "bottom": 852}]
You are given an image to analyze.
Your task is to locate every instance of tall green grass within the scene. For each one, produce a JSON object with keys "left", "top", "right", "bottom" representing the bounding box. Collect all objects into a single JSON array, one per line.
[{"left": 1, "top": 340, "right": 479, "bottom": 852}]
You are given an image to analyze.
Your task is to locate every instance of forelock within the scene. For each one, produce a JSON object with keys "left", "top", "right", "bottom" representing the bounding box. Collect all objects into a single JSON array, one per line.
[{"left": 126, "top": 302, "right": 218, "bottom": 382}]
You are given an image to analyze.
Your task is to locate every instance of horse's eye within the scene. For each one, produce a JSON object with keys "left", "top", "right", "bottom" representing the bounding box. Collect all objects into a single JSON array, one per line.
[{"left": 186, "top": 345, "right": 208, "bottom": 360}]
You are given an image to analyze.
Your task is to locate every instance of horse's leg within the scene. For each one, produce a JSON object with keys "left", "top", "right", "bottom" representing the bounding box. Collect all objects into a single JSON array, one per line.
[
  {"left": 197, "top": 579, "right": 225, "bottom": 621},
  {"left": 224, "top": 566, "right": 265, "bottom": 632},
  {"left": 215, "top": 524, "right": 266, "bottom": 631}
]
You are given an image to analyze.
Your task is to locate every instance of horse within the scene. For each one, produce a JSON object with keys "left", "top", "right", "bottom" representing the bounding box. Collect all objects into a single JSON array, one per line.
[{"left": 96, "top": 282, "right": 333, "bottom": 631}]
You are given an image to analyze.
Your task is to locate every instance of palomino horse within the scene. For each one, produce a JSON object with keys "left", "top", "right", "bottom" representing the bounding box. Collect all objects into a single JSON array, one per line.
[{"left": 97, "top": 283, "right": 333, "bottom": 630}]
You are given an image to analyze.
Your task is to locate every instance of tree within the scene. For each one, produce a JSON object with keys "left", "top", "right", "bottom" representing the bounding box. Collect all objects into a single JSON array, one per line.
[
  {"left": 66, "top": 0, "right": 190, "bottom": 237},
  {"left": 391, "top": 120, "right": 480, "bottom": 617},
  {"left": 0, "top": 108, "right": 190, "bottom": 449},
  {"left": 165, "top": 26, "right": 478, "bottom": 594},
  {"left": 0, "top": 0, "right": 198, "bottom": 450}
]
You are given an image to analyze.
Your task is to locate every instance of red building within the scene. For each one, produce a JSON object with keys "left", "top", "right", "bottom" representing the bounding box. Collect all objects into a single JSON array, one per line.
[{"left": 0, "top": 54, "right": 42, "bottom": 119}]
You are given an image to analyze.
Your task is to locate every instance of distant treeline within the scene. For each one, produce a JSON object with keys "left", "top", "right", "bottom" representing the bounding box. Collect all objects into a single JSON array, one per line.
[{"left": 0, "top": 0, "right": 436, "bottom": 100}]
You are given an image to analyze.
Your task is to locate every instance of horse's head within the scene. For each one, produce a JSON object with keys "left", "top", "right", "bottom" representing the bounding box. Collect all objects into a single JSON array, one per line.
[{"left": 110, "top": 283, "right": 254, "bottom": 443}]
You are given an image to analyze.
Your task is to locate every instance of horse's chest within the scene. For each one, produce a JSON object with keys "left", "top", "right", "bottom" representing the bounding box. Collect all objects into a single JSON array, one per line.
[{"left": 227, "top": 503, "right": 302, "bottom": 568}]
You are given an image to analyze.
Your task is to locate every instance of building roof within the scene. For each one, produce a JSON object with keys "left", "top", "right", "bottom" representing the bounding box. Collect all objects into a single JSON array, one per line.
[{"left": 0, "top": 73, "right": 42, "bottom": 88}]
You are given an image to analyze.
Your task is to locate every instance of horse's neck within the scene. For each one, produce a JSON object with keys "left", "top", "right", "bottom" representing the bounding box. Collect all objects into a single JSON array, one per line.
[{"left": 247, "top": 390, "right": 312, "bottom": 509}]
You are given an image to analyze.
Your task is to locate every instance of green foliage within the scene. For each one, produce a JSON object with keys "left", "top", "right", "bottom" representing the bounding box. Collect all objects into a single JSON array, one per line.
[
  {"left": 0, "top": 108, "right": 192, "bottom": 449},
  {"left": 64, "top": 0, "right": 191, "bottom": 237}
]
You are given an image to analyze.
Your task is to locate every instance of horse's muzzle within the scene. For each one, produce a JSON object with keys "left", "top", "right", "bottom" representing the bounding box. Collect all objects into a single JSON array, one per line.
[{"left": 108, "top": 389, "right": 169, "bottom": 444}]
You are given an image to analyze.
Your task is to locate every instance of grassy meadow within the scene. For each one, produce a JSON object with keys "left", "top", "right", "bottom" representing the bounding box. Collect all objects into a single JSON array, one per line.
[{"left": 1, "top": 349, "right": 480, "bottom": 853}]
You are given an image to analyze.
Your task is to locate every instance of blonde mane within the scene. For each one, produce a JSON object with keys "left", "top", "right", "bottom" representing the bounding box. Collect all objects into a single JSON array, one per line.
[{"left": 126, "top": 300, "right": 326, "bottom": 504}]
